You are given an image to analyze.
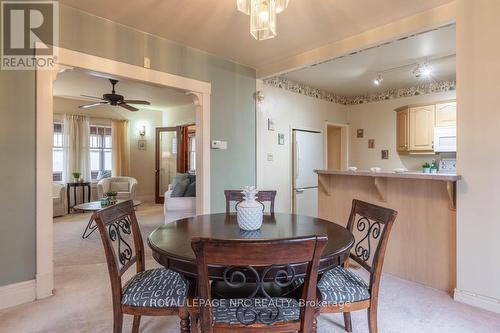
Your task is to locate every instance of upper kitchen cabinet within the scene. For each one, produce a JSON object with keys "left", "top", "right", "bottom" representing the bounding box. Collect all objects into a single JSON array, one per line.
[
  {"left": 435, "top": 101, "right": 457, "bottom": 127},
  {"left": 396, "top": 108, "right": 410, "bottom": 153},
  {"left": 409, "top": 105, "right": 435, "bottom": 152},
  {"left": 396, "top": 104, "right": 435, "bottom": 154}
]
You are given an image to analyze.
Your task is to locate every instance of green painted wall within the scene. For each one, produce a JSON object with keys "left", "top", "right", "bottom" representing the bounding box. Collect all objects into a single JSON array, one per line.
[
  {"left": 0, "top": 70, "right": 37, "bottom": 286},
  {"left": 0, "top": 5, "right": 256, "bottom": 286}
]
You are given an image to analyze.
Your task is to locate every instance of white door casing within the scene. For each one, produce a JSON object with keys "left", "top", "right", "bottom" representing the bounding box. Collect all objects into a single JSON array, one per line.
[{"left": 36, "top": 46, "right": 211, "bottom": 300}]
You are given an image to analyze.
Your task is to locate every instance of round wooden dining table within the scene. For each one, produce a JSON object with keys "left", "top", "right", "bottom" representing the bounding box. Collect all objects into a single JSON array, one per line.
[{"left": 148, "top": 213, "right": 354, "bottom": 280}]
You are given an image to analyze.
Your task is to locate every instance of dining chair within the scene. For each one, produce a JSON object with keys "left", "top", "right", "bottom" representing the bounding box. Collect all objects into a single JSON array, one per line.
[
  {"left": 93, "top": 200, "right": 192, "bottom": 333},
  {"left": 191, "top": 235, "right": 328, "bottom": 333},
  {"left": 316, "top": 199, "right": 398, "bottom": 333},
  {"left": 224, "top": 190, "right": 277, "bottom": 214}
]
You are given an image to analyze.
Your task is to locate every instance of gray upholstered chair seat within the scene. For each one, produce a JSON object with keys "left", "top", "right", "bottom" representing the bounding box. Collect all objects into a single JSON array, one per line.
[
  {"left": 121, "top": 268, "right": 188, "bottom": 308},
  {"left": 317, "top": 266, "right": 370, "bottom": 304},
  {"left": 212, "top": 297, "right": 300, "bottom": 325}
]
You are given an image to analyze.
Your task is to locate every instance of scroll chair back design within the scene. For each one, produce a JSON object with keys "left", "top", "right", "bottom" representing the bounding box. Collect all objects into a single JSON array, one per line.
[
  {"left": 94, "top": 200, "right": 191, "bottom": 333},
  {"left": 191, "top": 235, "right": 328, "bottom": 333},
  {"left": 318, "top": 199, "right": 397, "bottom": 333},
  {"left": 224, "top": 190, "right": 277, "bottom": 214}
]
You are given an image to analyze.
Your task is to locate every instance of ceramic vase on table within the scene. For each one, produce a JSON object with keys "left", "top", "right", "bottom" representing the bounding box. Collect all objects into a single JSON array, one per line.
[{"left": 236, "top": 186, "right": 264, "bottom": 231}]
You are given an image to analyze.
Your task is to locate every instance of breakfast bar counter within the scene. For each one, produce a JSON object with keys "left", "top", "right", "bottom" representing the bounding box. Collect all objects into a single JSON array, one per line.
[
  {"left": 315, "top": 169, "right": 461, "bottom": 292},
  {"left": 315, "top": 169, "right": 461, "bottom": 181}
]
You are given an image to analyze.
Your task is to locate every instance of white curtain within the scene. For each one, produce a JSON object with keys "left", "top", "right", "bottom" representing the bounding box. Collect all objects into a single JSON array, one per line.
[{"left": 63, "top": 114, "right": 91, "bottom": 182}]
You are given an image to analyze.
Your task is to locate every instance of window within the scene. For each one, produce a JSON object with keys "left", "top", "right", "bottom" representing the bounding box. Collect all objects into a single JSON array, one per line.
[
  {"left": 188, "top": 134, "right": 196, "bottom": 172},
  {"left": 90, "top": 125, "right": 112, "bottom": 180},
  {"left": 52, "top": 123, "right": 63, "bottom": 181}
]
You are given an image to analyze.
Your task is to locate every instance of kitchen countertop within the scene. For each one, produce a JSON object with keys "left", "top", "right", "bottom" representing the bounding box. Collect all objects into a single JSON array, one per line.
[{"left": 314, "top": 169, "right": 461, "bottom": 181}]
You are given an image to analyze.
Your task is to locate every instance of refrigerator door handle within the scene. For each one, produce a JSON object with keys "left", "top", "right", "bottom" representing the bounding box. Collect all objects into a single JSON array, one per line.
[
  {"left": 295, "top": 189, "right": 304, "bottom": 193},
  {"left": 294, "top": 140, "right": 300, "bottom": 181}
]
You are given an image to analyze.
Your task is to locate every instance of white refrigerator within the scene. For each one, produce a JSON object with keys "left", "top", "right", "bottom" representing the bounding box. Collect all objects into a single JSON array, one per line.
[{"left": 292, "top": 129, "right": 324, "bottom": 217}]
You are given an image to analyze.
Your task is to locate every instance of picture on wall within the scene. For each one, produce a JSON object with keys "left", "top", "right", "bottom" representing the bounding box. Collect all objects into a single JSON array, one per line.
[
  {"left": 278, "top": 133, "right": 285, "bottom": 145},
  {"left": 381, "top": 149, "right": 389, "bottom": 159},
  {"left": 357, "top": 129, "right": 364, "bottom": 138},
  {"left": 268, "top": 118, "right": 276, "bottom": 131},
  {"left": 368, "top": 139, "right": 375, "bottom": 149},
  {"left": 138, "top": 139, "right": 147, "bottom": 150}
]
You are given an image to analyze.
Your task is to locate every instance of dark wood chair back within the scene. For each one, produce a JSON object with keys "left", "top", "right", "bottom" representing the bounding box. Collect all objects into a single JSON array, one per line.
[
  {"left": 224, "top": 190, "right": 277, "bottom": 214},
  {"left": 346, "top": 199, "right": 397, "bottom": 297},
  {"left": 191, "top": 235, "right": 328, "bottom": 333},
  {"left": 93, "top": 200, "right": 145, "bottom": 309}
]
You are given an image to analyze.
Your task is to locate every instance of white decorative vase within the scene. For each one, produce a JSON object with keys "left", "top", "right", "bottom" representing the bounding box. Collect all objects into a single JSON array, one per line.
[{"left": 236, "top": 186, "right": 264, "bottom": 231}]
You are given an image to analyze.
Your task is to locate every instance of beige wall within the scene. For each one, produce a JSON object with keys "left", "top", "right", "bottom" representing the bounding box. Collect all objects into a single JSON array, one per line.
[
  {"left": 260, "top": 85, "right": 349, "bottom": 213},
  {"left": 327, "top": 125, "right": 342, "bottom": 170},
  {"left": 455, "top": 0, "right": 500, "bottom": 309},
  {"left": 162, "top": 104, "right": 196, "bottom": 127},
  {"left": 53, "top": 97, "right": 193, "bottom": 202},
  {"left": 348, "top": 91, "right": 456, "bottom": 171}
]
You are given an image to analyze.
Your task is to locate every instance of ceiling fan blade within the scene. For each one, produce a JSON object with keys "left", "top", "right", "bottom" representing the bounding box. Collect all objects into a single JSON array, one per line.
[
  {"left": 80, "top": 94, "right": 105, "bottom": 100},
  {"left": 119, "top": 103, "right": 139, "bottom": 112},
  {"left": 122, "top": 100, "right": 151, "bottom": 105},
  {"left": 79, "top": 101, "right": 109, "bottom": 109}
]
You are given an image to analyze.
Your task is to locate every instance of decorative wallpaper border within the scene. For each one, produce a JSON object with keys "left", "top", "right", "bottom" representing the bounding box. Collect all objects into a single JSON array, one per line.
[{"left": 263, "top": 76, "right": 456, "bottom": 105}]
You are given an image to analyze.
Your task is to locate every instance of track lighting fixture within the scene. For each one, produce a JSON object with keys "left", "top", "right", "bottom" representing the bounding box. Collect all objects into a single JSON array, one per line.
[{"left": 373, "top": 73, "right": 384, "bottom": 86}]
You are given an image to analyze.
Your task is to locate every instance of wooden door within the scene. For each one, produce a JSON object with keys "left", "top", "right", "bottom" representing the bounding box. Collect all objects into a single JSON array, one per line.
[
  {"left": 409, "top": 105, "right": 435, "bottom": 151},
  {"left": 155, "top": 127, "right": 180, "bottom": 204},
  {"left": 396, "top": 109, "right": 409, "bottom": 152},
  {"left": 435, "top": 101, "right": 456, "bottom": 127}
]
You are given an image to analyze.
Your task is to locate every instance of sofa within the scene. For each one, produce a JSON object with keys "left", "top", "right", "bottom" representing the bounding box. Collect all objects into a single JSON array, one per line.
[
  {"left": 163, "top": 173, "right": 196, "bottom": 215},
  {"left": 97, "top": 176, "right": 138, "bottom": 200},
  {"left": 53, "top": 183, "right": 67, "bottom": 217}
]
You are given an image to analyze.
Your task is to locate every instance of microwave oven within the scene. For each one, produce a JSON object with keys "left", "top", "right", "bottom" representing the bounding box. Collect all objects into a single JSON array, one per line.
[{"left": 434, "top": 126, "right": 456, "bottom": 152}]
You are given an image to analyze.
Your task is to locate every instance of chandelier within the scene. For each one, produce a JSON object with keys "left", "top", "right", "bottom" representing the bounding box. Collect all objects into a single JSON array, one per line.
[{"left": 237, "top": 0, "right": 290, "bottom": 40}]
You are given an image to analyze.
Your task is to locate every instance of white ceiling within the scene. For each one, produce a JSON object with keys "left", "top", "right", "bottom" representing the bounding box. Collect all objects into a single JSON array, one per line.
[
  {"left": 59, "top": 0, "right": 454, "bottom": 69},
  {"left": 281, "top": 25, "right": 456, "bottom": 96},
  {"left": 53, "top": 69, "right": 193, "bottom": 110}
]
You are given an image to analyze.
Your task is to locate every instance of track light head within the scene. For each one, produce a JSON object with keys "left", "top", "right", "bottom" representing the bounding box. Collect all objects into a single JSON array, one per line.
[
  {"left": 413, "top": 62, "right": 433, "bottom": 78},
  {"left": 373, "top": 73, "right": 383, "bottom": 86}
]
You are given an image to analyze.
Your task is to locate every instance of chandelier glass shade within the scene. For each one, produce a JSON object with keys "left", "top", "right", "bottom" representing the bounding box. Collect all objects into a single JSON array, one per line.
[
  {"left": 275, "top": 0, "right": 289, "bottom": 13},
  {"left": 237, "top": 0, "right": 290, "bottom": 40}
]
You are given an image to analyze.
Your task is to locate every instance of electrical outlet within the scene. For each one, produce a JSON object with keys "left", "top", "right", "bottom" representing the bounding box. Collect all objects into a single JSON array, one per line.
[{"left": 143, "top": 56, "right": 151, "bottom": 68}]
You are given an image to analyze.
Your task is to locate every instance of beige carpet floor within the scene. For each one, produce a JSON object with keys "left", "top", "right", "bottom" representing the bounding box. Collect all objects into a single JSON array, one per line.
[{"left": 1, "top": 203, "right": 499, "bottom": 333}]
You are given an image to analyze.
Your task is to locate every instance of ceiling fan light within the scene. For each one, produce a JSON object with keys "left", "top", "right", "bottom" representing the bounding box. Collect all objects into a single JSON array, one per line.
[
  {"left": 250, "top": 0, "right": 277, "bottom": 40},
  {"left": 237, "top": 0, "right": 251, "bottom": 15}
]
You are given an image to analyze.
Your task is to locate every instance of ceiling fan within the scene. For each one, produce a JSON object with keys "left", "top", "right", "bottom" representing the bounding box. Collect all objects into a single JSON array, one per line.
[{"left": 78, "top": 79, "right": 151, "bottom": 111}]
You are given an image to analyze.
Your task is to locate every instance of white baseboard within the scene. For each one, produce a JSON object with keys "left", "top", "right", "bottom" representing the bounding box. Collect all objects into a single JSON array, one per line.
[
  {"left": 0, "top": 279, "right": 36, "bottom": 310},
  {"left": 36, "top": 272, "right": 53, "bottom": 299},
  {"left": 454, "top": 288, "right": 500, "bottom": 314}
]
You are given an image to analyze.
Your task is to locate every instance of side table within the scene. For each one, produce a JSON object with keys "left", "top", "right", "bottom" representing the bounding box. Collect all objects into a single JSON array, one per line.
[{"left": 67, "top": 182, "right": 91, "bottom": 214}]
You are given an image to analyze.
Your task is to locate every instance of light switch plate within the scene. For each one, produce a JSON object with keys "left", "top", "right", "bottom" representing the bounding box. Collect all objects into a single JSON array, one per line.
[
  {"left": 267, "top": 153, "right": 273, "bottom": 161},
  {"left": 143, "top": 57, "right": 151, "bottom": 68},
  {"left": 211, "top": 140, "right": 227, "bottom": 150}
]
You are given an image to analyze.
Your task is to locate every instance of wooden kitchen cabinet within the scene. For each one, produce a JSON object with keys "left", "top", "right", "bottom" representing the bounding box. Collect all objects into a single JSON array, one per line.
[
  {"left": 409, "top": 105, "right": 435, "bottom": 151},
  {"left": 396, "top": 104, "right": 435, "bottom": 154},
  {"left": 435, "top": 101, "right": 456, "bottom": 127},
  {"left": 396, "top": 108, "right": 409, "bottom": 152}
]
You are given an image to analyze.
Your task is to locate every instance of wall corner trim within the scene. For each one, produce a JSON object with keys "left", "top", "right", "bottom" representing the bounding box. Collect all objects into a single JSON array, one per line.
[
  {"left": 454, "top": 288, "right": 500, "bottom": 314},
  {"left": 0, "top": 279, "right": 36, "bottom": 310}
]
